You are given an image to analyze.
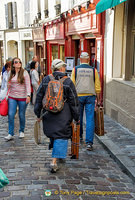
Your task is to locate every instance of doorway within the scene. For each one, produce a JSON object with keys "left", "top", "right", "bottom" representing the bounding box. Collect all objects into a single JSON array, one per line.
[
  {"left": 74, "top": 40, "right": 80, "bottom": 66},
  {"left": 87, "top": 39, "right": 96, "bottom": 67}
]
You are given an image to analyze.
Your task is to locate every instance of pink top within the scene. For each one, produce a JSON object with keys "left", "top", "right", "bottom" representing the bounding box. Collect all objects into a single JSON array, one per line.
[{"left": 8, "top": 70, "right": 31, "bottom": 99}]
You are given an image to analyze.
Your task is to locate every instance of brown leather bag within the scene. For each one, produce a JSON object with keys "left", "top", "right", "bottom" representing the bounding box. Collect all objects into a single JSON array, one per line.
[
  {"left": 71, "top": 122, "right": 80, "bottom": 159},
  {"left": 95, "top": 106, "right": 104, "bottom": 136}
]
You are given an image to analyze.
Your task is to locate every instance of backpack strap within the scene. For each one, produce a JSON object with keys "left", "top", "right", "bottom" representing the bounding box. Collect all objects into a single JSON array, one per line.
[
  {"left": 60, "top": 76, "right": 68, "bottom": 83},
  {"left": 49, "top": 74, "right": 55, "bottom": 81}
]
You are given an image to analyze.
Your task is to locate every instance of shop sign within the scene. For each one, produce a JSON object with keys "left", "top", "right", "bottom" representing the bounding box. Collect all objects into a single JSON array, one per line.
[
  {"left": 46, "top": 22, "right": 64, "bottom": 40},
  {"left": 67, "top": 11, "right": 97, "bottom": 34},
  {"left": 33, "top": 28, "right": 44, "bottom": 41},
  {"left": 19, "top": 30, "right": 32, "bottom": 40},
  {"left": 0, "top": 31, "right": 4, "bottom": 41}
]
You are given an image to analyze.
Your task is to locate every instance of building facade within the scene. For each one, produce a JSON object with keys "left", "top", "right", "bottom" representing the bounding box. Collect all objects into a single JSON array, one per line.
[{"left": 102, "top": 0, "right": 135, "bottom": 132}]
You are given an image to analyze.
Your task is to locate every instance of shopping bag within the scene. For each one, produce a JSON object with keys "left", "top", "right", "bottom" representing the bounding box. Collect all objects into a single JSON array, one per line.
[
  {"left": 34, "top": 121, "right": 41, "bottom": 145},
  {"left": 95, "top": 106, "right": 104, "bottom": 136},
  {"left": 0, "top": 168, "right": 9, "bottom": 188},
  {"left": 71, "top": 121, "right": 80, "bottom": 159},
  {"left": 0, "top": 97, "right": 8, "bottom": 116}
]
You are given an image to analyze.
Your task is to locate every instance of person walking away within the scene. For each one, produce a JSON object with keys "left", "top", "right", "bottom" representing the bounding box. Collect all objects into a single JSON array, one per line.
[
  {"left": 4, "top": 57, "right": 31, "bottom": 141},
  {"left": 34, "top": 59, "right": 80, "bottom": 173},
  {"left": 71, "top": 52, "right": 101, "bottom": 151},
  {"left": 30, "top": 61, "right": 40, "bottom": 105},
  {"left": 25, "top": 55, "right": 41, "bottom": 77}
]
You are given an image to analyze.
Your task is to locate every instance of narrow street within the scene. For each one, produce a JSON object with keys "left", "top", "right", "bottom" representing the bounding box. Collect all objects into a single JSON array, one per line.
[{"left": 0, "top": 105, "right": 135, "bottom": 200}]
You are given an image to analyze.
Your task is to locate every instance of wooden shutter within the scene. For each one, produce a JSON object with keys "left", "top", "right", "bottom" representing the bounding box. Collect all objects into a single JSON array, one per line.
[{"left": 12, "top": 2, "right": 18, "bottom": 29}]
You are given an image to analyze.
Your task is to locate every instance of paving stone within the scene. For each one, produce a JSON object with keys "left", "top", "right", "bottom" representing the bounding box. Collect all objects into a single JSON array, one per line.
[{"left": 0, "top": 105, "right": 135, "bottom": 199}]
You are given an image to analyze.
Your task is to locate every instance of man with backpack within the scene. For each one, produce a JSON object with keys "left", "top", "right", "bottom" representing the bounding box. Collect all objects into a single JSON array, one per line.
[
  {"left": 34, "top": 59, "right": 80, "bottom": 173},
  {"left": 71, "top": 52, "right": 101, "bottom": 151}
]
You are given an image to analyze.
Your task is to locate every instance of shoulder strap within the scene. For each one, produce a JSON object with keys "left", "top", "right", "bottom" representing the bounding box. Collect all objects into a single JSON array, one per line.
[
  {"left": 49, "top": 74, "right": 55, "bottom": 81},
  {"left": 60, "top": 76, "right": 68, "bottom": 83}
]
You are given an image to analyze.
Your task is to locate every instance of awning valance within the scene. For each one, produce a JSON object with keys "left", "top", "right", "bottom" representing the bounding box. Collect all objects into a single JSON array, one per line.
[{"left": 96, "top": 0, "right": 127, "bottom": 15}]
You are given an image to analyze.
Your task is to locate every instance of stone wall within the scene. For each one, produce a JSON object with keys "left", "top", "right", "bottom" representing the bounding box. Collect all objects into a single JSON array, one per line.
[{"left": 105, "top": 78, "right": 135, "bottom": 133}]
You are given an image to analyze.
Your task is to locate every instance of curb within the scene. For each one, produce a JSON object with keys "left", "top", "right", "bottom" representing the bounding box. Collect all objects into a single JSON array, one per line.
[{"left": 95, "top": 134, "right": 135, "bottom": 182}]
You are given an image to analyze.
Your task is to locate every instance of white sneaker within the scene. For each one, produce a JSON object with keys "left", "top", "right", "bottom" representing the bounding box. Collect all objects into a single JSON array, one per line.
[
  {"left": 5, "top": 134, "right": 14, "bottom": 141},
  {"left": 19, "top": 132, "right": 24, "bottom": 138}
]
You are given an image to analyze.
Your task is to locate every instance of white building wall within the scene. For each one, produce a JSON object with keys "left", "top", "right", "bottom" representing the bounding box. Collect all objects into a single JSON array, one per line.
[{"left": 104, "top": 9, "right": 114, "bottom": 80}]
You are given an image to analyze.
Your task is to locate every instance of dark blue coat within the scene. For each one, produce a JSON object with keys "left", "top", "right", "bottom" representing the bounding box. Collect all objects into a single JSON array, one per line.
[{"left": 34, "top": 71, "right": 80, "bottom": 139}]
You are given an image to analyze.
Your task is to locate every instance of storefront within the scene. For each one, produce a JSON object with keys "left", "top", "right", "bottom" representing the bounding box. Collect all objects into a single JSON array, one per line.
[
  {"left": 33, "top": 27, "right": 46, "bottom": 75},
  {"left": 45, "top": 19, "right": 65, "bottom": 74},
  {"left": 0, "top": 31, "right": 4, "bottom": 72},
  {"left": 65, "top": 4, "right": 105, "bottom": 101},
  {"left": 19, "top": 29, "right": 34, "bottom": 68}
]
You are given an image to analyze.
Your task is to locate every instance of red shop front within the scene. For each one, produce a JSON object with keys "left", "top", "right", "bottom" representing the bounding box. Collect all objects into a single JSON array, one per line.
[
  {"left": 65, "top": 2, "right": 105, "bottom": 102},
  {"left": 45, "top": 19, "right": 65, "bottom": 74}
]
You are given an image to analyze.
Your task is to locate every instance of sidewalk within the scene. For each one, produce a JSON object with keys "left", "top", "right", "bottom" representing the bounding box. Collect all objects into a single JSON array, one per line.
[{"left": 95, "top": 115, "right": 135, "bottom": 182}]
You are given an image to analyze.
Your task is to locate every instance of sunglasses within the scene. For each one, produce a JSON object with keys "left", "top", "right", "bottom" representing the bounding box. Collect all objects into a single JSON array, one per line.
[{"left": 14, "top": 61, "right": 21, "bottom": 64}]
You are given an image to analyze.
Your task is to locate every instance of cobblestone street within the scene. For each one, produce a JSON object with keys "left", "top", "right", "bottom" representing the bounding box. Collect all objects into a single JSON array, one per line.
[{"left": 0, "top": 105, "right": 135, "bottom": 200}]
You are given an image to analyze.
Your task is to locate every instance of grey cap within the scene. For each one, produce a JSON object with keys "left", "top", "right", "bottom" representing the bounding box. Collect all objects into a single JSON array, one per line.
[
  {"left": 80, "top": 52, "right": 89, "bottom": 59},
  {"left": 51, "top": 59, "right": 67, "bottom": 70}
]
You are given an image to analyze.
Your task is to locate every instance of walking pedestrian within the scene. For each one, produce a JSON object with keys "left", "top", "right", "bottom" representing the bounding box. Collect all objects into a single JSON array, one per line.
[
  {"left": 30, "top": 61, "right": 40, "bottom": 105},
  {"left": 25, "top": 55, "right": 41, "bottom": 77},
  {"left": 71, "top": 52, "right": 101, "bottom": 151},
  {"left": 0, "top": 62, "right": 11, "bottom": 101},
  {"left": 1, "top": 61, "right": 11, "bottom": 91},
  {"left": 25, "top": 55, "right": 41, "bottom": 104},
  {"left": 4, "top": 57, "right": 31, "bottom": 141},
  {"left": 34, "top": 59, "right": 80, "bottom": 173}
]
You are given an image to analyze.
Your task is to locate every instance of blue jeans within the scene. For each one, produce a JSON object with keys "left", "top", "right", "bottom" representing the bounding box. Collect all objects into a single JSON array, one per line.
[
  {"left": 78, "top": 95, "right": 96, "bottom": 144},
  {"left": 8, "top": 98, "right": 27, "bottom": 136}
]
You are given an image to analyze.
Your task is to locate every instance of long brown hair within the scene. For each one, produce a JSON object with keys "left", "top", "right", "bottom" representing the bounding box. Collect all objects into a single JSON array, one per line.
[{"left": 8, "top": 57, "right": 25, "bottom": 84}]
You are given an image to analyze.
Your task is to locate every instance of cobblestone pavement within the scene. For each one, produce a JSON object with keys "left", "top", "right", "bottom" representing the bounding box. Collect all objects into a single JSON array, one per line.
[
  {"left": 0, "top": 105, "right": 135, "bottom": 200},
  {"left": 95, "top": 115, "right": 135, "bottom": 182}
]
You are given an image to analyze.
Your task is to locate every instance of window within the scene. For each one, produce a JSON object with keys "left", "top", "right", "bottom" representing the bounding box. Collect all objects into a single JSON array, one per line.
[
  {"left": 44, "top": 0, "right": 48, "bottom": 18},
  {"left": 5, "top": 2, "right": 17, "bottom": 29},
  {"left": 24, "top": 0, "right": 30, "bottom": 27},
  {"left": 37, "top": 0, "right": 41, "bottom": 20},
  {"left": 25, "top": 41, "right": 34, "bottom": 66},
  {"left": 60, "top": 45, "right": 65, "bottom": 61},
  {"left": 51, "top": 45, "right": 58, "bottom": 61},
  {"left": 55, "top": 0, "right": 61, "bottom": 16}
]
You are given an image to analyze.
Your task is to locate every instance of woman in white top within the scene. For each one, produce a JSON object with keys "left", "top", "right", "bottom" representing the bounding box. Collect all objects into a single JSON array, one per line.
[
  {"left": 1, "top": 62, "right": 11, "bottom": 90},
  {"left": 0, "top": 62, "right": 11, "bottom": 101},
  {"left": 30, "top": 61, "right": 39, "bottom": 104}
]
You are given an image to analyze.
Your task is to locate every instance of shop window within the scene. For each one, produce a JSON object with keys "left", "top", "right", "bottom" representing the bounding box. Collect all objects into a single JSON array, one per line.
[
  {"left": 25, "top": 41, "right": 34, "bottom": 66},
  {"left": 5, "top": 2, "right": 17, "bottom": 29},
  {"left": 60, "top": 45, "right": 65, "bottom": 62},
  {"left": 51, "top": 45, "right": 58, "bottom": 63},
  {"left": 24, "top": 0, "right": 30, "bottom": 27}
]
